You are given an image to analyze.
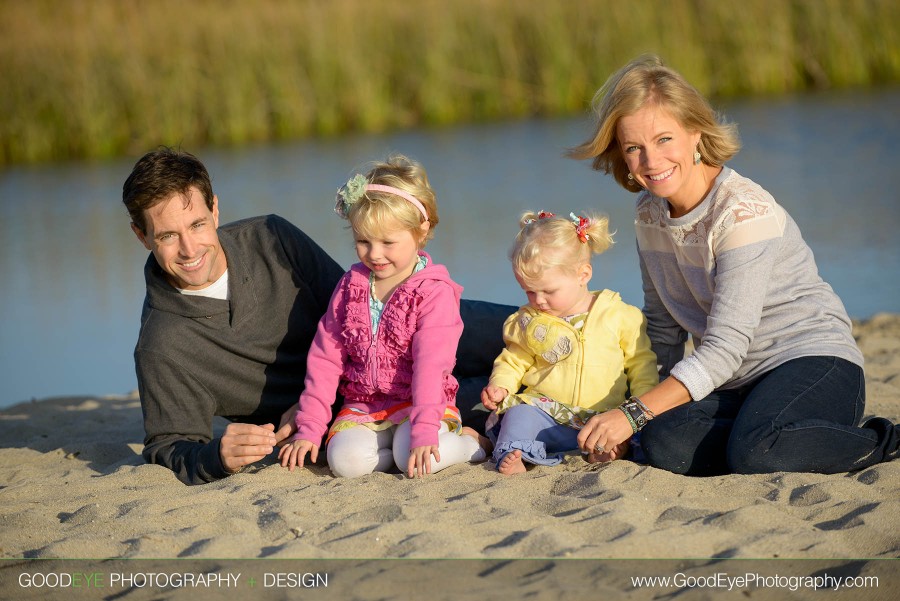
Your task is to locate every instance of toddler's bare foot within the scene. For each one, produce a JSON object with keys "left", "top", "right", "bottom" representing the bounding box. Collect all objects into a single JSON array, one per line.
[
  {"left": 586, "top": 440, "right": 630, "bottom": 464},
  {"left": 461, "top": 426, "right": 493, "bottom": 456},
  {"left": 498, "top": 449, "right": 527, "bottom": 475}
]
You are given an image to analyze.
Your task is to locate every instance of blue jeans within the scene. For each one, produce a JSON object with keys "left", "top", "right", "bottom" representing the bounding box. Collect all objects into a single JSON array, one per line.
[
  {"left": 492, "top": 404, "right": 580, "bottom": 468},
  {"left": 641, "top": 356, "right": 899, "bottom": 476}
]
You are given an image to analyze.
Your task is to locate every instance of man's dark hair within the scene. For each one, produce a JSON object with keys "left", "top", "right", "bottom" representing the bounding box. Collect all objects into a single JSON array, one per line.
[{"left": 123, "top": 147, "right": 214, "bottom": 233}]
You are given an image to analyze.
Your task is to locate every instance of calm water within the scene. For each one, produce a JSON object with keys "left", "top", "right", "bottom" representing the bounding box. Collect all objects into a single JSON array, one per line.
[{"left": 1, "top": 89, "right": 898, "bottom": 408}]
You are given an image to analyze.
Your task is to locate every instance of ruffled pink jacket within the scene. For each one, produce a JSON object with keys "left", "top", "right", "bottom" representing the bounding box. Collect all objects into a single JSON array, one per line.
[{"left": 294, "top": 252, "right": 464, "bottom": 449}]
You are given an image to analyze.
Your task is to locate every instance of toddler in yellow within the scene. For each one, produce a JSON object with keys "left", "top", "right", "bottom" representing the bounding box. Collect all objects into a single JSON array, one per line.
[{"left": 481, "top": 211, "right": 658, "bottom": 474}]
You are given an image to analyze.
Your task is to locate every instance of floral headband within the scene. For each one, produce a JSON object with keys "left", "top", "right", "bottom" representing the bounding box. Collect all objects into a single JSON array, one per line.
[
  {"left": 334, "top": 174, "right": 429, "bottom": 222},
  {"left": 523, "top": 210, "right": 591, "bottom": 243}
]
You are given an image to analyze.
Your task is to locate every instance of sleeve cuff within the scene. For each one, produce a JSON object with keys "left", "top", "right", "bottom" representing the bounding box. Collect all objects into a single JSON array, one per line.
[
  {"left": 203, "top": 437, "right": 233, "bottom": 481},
  {"left": 488, "top": 377, "right": 518, "bottom": 396},
  {"left": 296, "top": 424, "right": 327, "bottom": 447},
  {"left": 670, "top": 355, "right": 715, "bottom": 401},
  {"left": 409, "top": 428, "right": 440, "bottom": 449}
]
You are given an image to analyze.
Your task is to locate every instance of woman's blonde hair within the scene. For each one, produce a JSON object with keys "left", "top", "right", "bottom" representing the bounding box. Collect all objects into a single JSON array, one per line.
[
  {"left": 568, "top": 54, "right": 741, "bottom": 192},
  {"left": 343, "top": 154, "right": 438, "bottom": 246},
  {"left": 511, "top": 211, "right": 614, "bottom": 285}
]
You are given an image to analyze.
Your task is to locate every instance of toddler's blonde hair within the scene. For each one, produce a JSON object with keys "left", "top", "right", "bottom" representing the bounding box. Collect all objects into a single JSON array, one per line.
[{"left": 511, "top": 211, "right": 614, "bottom": 285}]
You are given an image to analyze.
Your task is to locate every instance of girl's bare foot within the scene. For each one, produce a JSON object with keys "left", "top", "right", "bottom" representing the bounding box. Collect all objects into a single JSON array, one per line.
[
  {"left": 498, "top": 449, "right": 527, "bottom": 475},
  {"left": 586, "top": 439, "right": 629, "bottom": 464}
]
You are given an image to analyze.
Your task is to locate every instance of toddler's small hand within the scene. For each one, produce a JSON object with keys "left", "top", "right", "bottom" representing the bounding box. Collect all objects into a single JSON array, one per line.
[
  {"left": 481, "top": 385, "right": 507, "bottom": 411},
  {"left": 278, "top": 438, "right": 319, "bottom": 472},
  {"left": 408, "top": 445, "right": 440, "bottom": 478}
]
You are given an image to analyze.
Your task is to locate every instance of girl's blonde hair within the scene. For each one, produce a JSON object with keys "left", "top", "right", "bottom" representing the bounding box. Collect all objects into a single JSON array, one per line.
[
  {"left": 341, "top": 154, "right": 438, "bottom": 246},
  {"left": 567, "top": 54, "right": 741, "bottom": 192},
  {"left": 511, "top": 211, "right": 614, "bottom": 285}
]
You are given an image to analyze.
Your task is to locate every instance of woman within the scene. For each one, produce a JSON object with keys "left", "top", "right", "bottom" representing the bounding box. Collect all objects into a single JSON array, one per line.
[{"left": 568, "top": 54, "right": 898, "bottom": 476}]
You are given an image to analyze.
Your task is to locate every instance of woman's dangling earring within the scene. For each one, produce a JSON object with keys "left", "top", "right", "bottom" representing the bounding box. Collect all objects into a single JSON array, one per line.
[
  {"left": 627, "top": 173, "right": 635, "bottom": 184},
  {"left": 693, "top": 149, "right": 701, "bottom": 165}
]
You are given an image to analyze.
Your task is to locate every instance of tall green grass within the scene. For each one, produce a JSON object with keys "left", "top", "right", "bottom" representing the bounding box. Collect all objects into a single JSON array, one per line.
[{"left": 1, "top": 0, "right": 898, "bottom": 165}]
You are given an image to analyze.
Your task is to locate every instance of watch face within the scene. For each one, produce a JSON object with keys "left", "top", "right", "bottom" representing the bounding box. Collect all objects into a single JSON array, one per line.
[{"left": 624, "top": 402, "right": 647, "bottom": 429}]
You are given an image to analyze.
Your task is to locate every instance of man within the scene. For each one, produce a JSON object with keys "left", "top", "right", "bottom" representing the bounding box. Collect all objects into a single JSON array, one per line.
[{"left": 124, "top": 148, "right": 508, "bottom": 484}]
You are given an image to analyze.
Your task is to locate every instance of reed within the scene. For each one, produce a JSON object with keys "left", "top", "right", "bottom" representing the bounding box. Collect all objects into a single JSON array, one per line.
[{"left": 1, "top": 0, "right": 897, "bottom": 165}]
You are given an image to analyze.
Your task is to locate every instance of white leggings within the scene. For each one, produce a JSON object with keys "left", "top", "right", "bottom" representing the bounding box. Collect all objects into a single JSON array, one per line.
[{"left": 326, "top": 421, "right": 486, "bottom": 478}]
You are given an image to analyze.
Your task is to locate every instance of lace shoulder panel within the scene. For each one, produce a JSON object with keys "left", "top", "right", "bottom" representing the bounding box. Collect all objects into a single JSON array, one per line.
[
  {"left": 635, "top": 172, "right": 784, "bottom": 248},
  {"left": 710, "top": 172, "right": 785, "bottom": 251}
]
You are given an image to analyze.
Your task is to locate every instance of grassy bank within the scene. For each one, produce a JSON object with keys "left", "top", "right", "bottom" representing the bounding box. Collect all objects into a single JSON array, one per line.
[{"left": 1, "top": 0, "right": 898, "bottom": 165}]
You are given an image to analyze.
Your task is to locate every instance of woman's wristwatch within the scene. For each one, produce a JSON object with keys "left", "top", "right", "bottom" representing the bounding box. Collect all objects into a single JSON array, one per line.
[{"left": 617, "top": 396, "right": 655, "bottom": 433}]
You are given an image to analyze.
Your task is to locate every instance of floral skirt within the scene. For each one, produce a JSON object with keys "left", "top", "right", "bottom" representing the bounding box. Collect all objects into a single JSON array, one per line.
[
  {"left": 485, "top": 391, "right": 600, "bottom": 435},
  {"left": 326, "top": 402, "right": 462, "bottom": 444}
]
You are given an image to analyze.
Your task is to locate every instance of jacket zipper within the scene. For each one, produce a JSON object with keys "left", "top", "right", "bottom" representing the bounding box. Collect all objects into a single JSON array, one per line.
[
  {"left": 369, "top": 306, "right": 380, "bottom": 387},
  {"left": 574, "top": 327, "right": 586, "bottom": 405}
]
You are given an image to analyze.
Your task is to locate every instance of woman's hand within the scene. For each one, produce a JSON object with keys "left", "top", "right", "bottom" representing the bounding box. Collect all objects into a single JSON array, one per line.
[
  {"left": 407, "top": 445, "right": 440, "bottom": 478},
  {"left": 577, "top": 409, "right": 634, "bottom": 456},
  {"left": 586, "top": 439, "right": 630, "bottom": 464},
  {"left": 481, "top": 385, "right": 507, "bottom": 411}
]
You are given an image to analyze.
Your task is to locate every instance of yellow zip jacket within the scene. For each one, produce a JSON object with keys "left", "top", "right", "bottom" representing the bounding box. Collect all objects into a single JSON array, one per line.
[{"left": 488, "top": 290, "right": 659, "bottom": 413}]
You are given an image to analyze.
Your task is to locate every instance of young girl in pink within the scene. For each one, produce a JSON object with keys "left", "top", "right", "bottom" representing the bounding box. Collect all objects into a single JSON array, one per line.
[{"left": 279, "top": 155, "right": 488, "bottom": 478}]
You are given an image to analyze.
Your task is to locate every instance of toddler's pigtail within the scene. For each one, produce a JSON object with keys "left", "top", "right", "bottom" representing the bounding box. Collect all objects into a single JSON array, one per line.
[
  {"left": 518, "top": 210, "right": 554, "bottom": 230},
  {"left": 578, "top": 212, "right": 615, "bottom": 255},
  {"left": 519, "top": 211, "right": 536, "bottom": 230}
]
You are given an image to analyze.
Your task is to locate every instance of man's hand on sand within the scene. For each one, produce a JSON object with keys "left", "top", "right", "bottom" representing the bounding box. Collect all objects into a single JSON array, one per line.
[{"left": 220, "top": 422, "right": 276, "bottom": 473}]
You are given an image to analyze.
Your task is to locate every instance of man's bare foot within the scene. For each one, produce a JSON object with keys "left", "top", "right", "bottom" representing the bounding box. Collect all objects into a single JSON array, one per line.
[
  {"left": 586, "top": 440, "right": 629, "bottom": 464},
  {"left": 461, "top": 426, "right": 493, "bottom": 457},
  {"left": 498, "top": 449, "right": 527, "bottom": 475}
]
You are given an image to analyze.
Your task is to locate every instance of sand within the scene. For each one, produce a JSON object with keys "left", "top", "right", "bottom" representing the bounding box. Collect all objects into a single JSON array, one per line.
[{"left": 1, "top": 315, "right": 898, "bottom": 599}]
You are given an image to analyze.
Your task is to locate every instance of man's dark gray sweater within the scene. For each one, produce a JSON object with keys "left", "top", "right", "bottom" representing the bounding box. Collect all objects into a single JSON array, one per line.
[
  {"left": 135, "top": 214, "right": 514, "bottom": 485},
  {"left": 135, "top": 215, "right": 344, "bottom": 484}
]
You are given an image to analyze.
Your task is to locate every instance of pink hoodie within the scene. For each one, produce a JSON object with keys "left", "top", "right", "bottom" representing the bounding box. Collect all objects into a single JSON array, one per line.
[{"left": 294, "top": 252, "right": 464, "bottom": 449}]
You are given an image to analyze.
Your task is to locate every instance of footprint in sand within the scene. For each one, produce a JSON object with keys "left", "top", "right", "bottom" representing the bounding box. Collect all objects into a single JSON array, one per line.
[{"left": 787, "top": 484, "right": 831, "bottom": 507}]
